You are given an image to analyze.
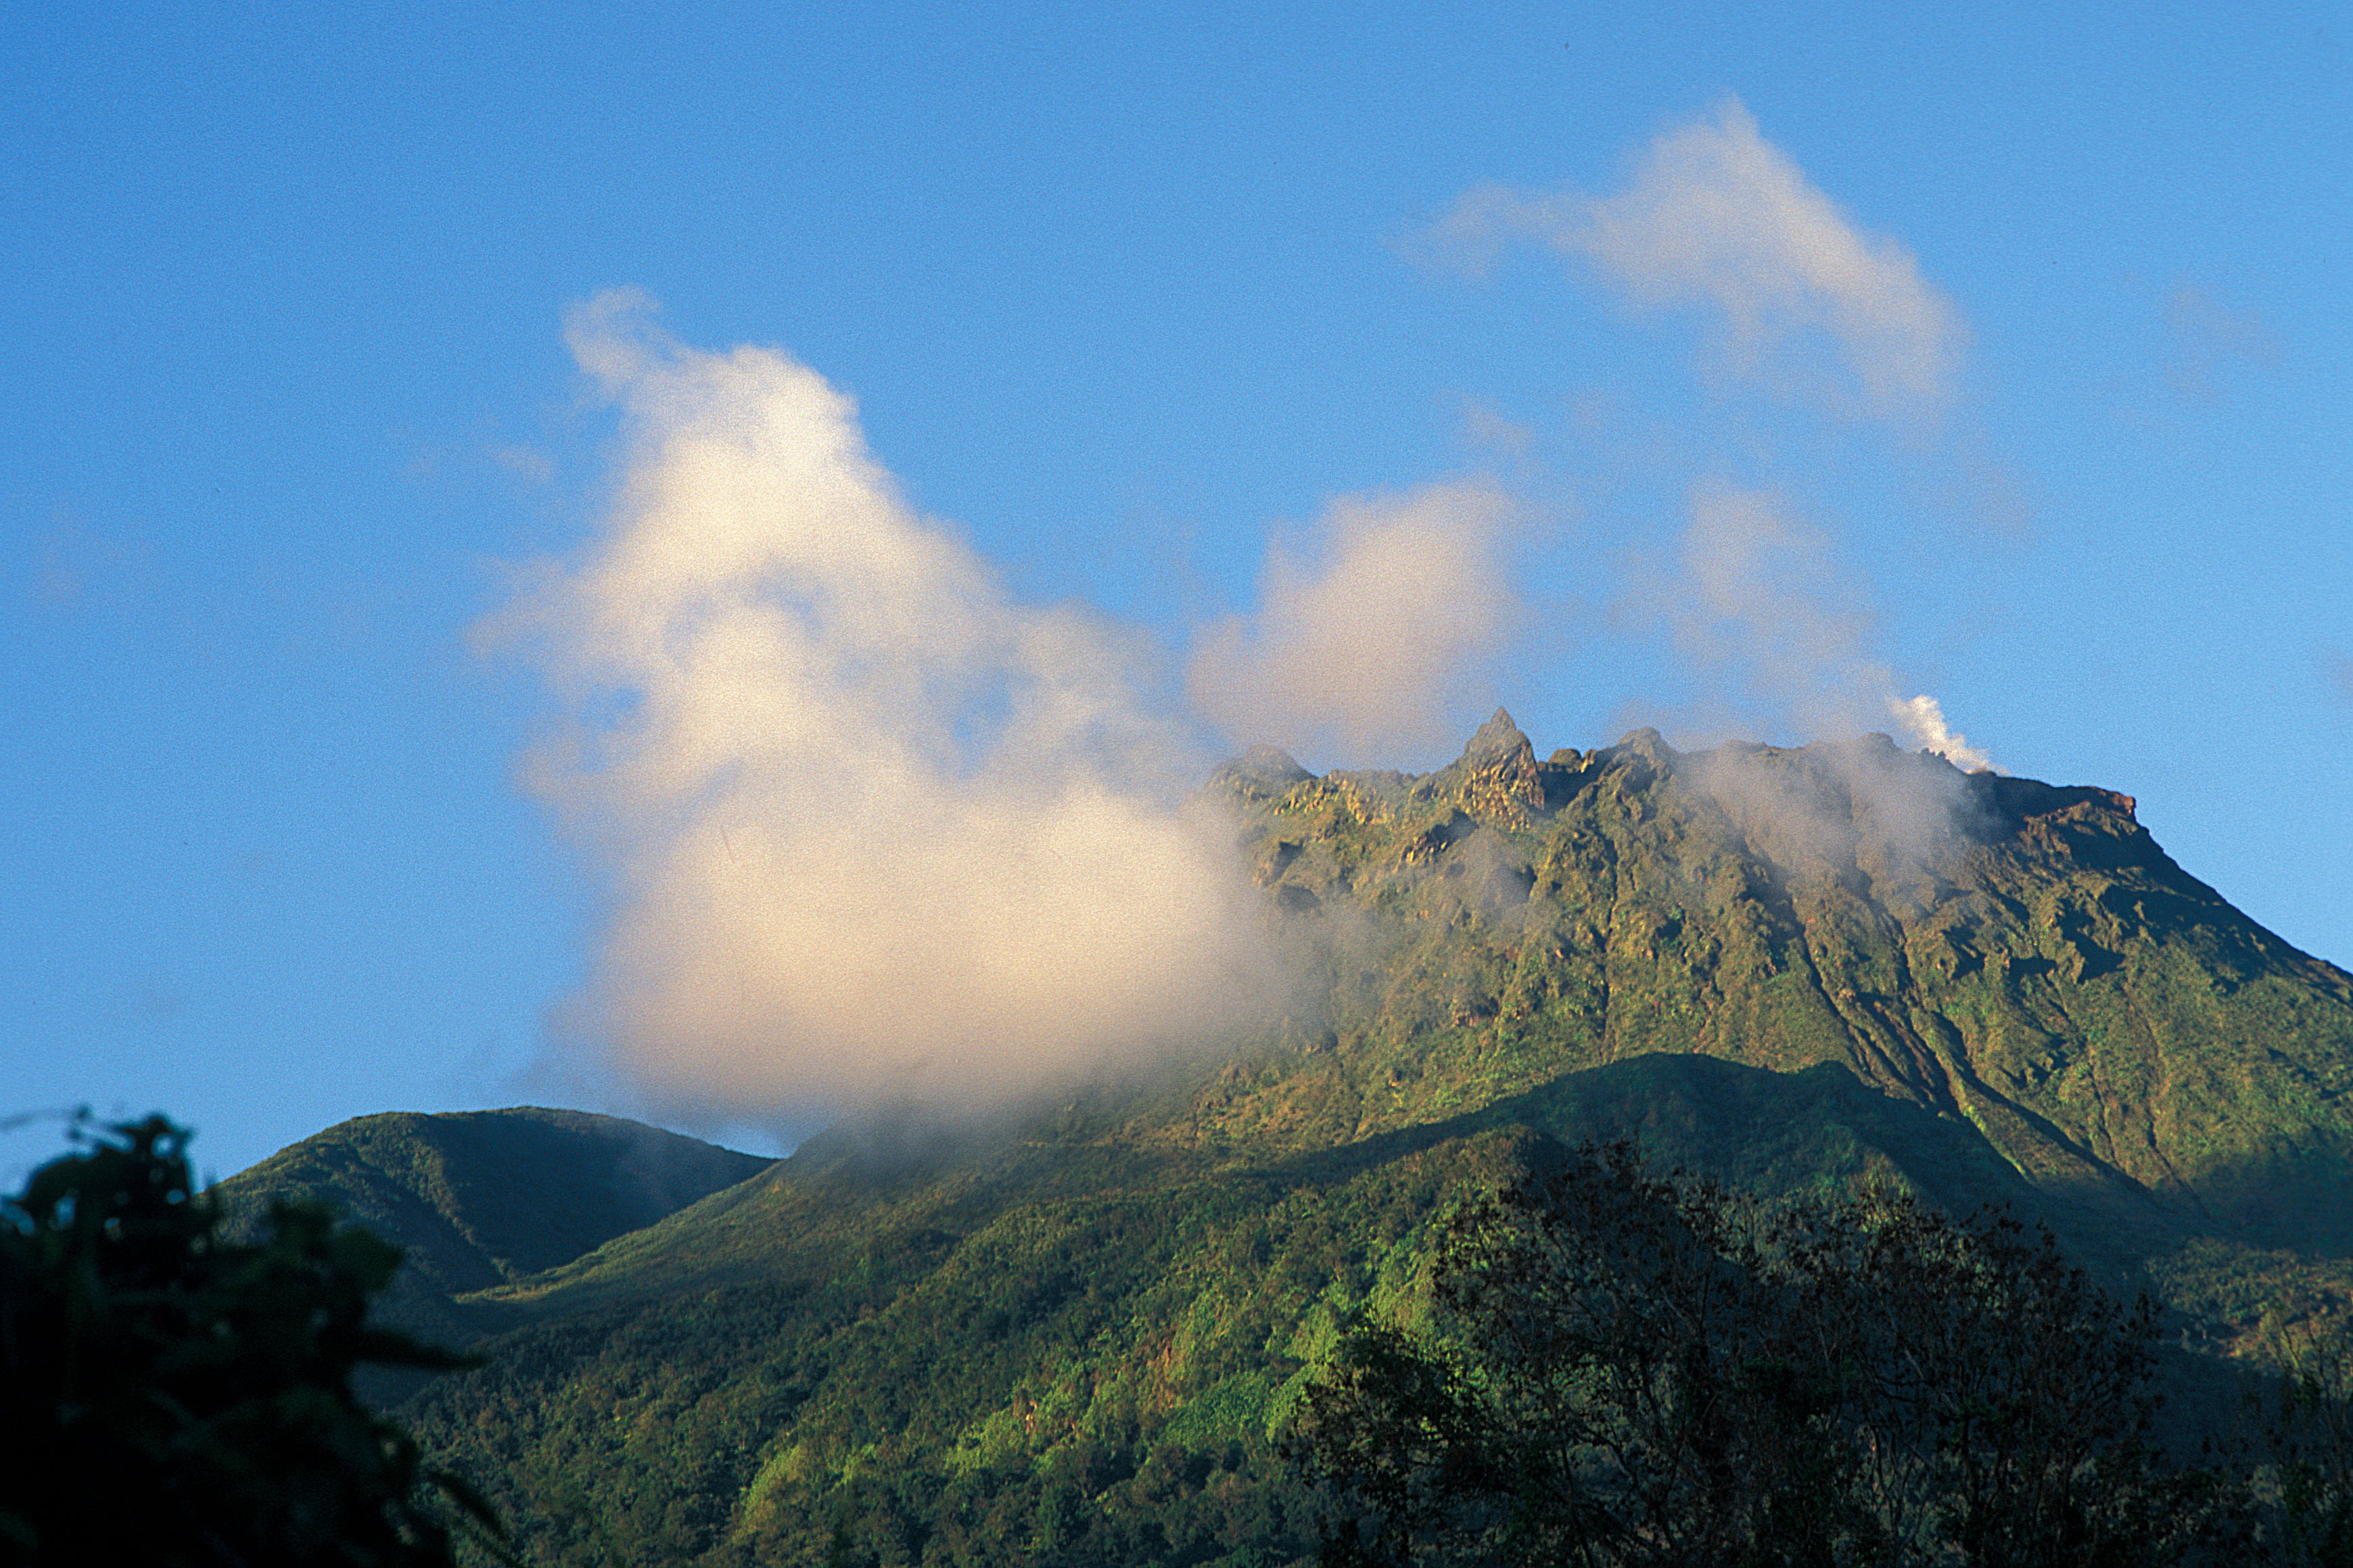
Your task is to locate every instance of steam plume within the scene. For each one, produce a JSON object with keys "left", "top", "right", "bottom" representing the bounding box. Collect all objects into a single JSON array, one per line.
[
  {"left": 1647, "top": 485, "right": 1995, "bottom": 779},
  {"left": 499, "top": 293, "right": 1282, "bottom": 1124},
  {"left": 1187, "top": 479, "right": 1522, "bottom": 764},
  {"left": 1887, "top": 692, "right": 1995, "bottom": 773},
  {"left": 1422, "top": 103, "right": 1995, "bottom": 779},
  {"left": 1656, "top": 484, "right": 1990, "bottom": 859}
]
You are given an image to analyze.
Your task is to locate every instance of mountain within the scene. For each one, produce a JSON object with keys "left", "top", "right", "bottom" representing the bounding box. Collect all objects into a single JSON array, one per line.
[
  {"left": 212, "top": 1106, "right": 772, "bottom": 1347},
  {"left": 229, "top": 719, "right": 2353, "bottom": 1566},
  {"left": 1219, "top": 715, "right": 2353, "bottom": 1253}
]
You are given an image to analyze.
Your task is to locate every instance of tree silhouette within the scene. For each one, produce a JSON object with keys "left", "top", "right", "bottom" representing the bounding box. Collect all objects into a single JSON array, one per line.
[{"left": 0, "top": 1114, "right": 509, "bottom": 1565}]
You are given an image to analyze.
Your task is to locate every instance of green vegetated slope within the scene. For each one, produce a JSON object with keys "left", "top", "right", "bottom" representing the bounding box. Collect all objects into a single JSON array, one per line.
[
  {"left": 1215, "top": 713, "right": 2353, "bottom": 1254},
  {"left": 395, "top": 1058, "right": 2072, "bottom": 1566},
  {"left": 213, "top": 1106, "right": 773, "bottom": 1346},
  {"left": 241, "top": 717, "right": 2353, "bottom": 1565}
]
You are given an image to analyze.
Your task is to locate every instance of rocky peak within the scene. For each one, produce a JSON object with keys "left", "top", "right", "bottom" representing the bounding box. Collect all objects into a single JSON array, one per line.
[
  {"left": 1461, "top": 707, "right": 1536, "bottom": 769},
  {"left": 1418, "top": 707, "right": 1545, "bottom": 816},
  {"left": 1607, "top": 727, "right": 1681, "bottom": 772}
]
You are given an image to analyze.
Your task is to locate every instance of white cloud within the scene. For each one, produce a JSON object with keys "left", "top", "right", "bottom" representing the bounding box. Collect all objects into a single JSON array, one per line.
[
  {"left": 1186, "top": 478, "right": 1522, "bottom": 765},
  {"left": 1636, "top": 484, "right": 1996, "bottom": 776},
  {"left": 1418, "top": 108, "right": 1999, "bottom": 771},
  {"left": 1664, "top": 482, "right": 1875, "bottom": 734},
  {"left": 1423, "top": 99, "right": 1963, "bottom": 419},
  {"left": 493, "top": 293, "right": 1285, "bottom": 1124}
]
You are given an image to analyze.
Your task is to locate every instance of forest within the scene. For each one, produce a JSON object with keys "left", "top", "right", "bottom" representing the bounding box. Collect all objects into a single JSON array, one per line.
[{"left": 6, "top": 1116, "right": 2352, "bottom": 1565}]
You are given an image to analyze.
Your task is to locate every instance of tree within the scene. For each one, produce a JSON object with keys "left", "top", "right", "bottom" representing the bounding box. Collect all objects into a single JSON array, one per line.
[
  {"left": 0, "top": 1114, "right": 510, "bottom": 1565},
  {"left": 2248, "top": 1326, "right": 2353, "bottom": 1567},
  {"left": 1287, "top": 1142, "right": 2219, "bottom": 1567}
]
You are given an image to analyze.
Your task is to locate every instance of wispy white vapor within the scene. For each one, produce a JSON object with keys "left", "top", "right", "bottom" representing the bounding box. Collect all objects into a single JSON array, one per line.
[
  {"left": 1656, "top": 486, "right": 1994, "bottom": 859},
  {"left": 2325, "top": 652, "right": 2353, "bottom": 705},
  {"left": 1423, "top": 99, "right": 1963, "bottom": 418},
  {"left": 495, "top": 292, "right": 1283, "bottom": 1123},
  {"left": 1887, "top": 692, "right": 1995, "bottom": 772},
  {"left": 1421, "top": 107, "right": 2001, "bottom": 776},
  {"left": 2164, "top": 283, "right": 2283, "bottom": 404},
  {"left": 1654, "top": 482, "right": 1882, "bottom": 738},
  {"left": 1187, "top": 479, "right": 1522, "bottom": 764},
  {"left": 1650, "top": 486, "right": 1999, "bottom": 780}
]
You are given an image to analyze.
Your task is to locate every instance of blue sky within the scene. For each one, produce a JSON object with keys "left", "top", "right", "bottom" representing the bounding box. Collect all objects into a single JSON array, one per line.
[{"left": 3, "top": 3, "right": 2347, "bottom": 1181}]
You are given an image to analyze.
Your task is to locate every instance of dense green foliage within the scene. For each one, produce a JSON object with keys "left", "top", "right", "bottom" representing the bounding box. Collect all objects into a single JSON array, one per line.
[
  {"left": 0, "top": 1116, "right": 505, "bottom": 1566},
  {"left": 377, "top": 1057, "right": 2093, "bottom": 1565},
  {"left": 1290, "top": 1143, "right": 2220, "bottom": 1566},
  {"left": 1221, "top": 719, "right": 2353, "bottom": 1256},
  {"left": 214, "top": 720, "right": 2353, "bottom": 1564},
  {"left": 2248, "top": 1334, "right": 2353, "bottom": 1566}
]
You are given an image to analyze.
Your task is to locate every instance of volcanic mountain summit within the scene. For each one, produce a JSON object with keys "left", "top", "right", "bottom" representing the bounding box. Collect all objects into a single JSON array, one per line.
[{"left": 1216, "top": 713, "right": 2352, "bottom": 1250}]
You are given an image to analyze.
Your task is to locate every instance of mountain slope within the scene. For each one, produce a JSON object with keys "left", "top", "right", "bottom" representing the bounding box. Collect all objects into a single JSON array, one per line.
[
  {"left": 231, "top": 717, "right": 2353, "bottom": 1565},
  {"left": 397, "top": 1055, "right": 2083, "bottom": 1566},
  {"left": 213, "top": 1106, "right": 772, "bottom": 1344},
  {"left": 1215, "top": 717, "right": 2353, "bottom": 1250}
]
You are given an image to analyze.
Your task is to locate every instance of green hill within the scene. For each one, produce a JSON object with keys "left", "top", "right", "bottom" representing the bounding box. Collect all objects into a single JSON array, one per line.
[
  {"left": 229, "top": 719, "right": 2353, "bottom": 1565},
  {"left": 377, "top": 1058, "right": 2095, "bottom": 1566},
  {"left": 212, "top": 1106, "right": 772, "bottom": 1347}
]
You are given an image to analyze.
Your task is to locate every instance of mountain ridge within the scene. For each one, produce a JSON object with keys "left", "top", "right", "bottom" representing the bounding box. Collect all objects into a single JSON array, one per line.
[{"left": 212, "top": 1106, "right": 773, "bottom": 1348}]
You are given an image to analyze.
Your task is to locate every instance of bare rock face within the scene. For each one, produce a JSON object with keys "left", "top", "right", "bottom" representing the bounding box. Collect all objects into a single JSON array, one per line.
[
  {"left": 1416, "top": 707, "right": 1547, "bottom": 819},
  {"left": 1460, "top": 707, "right": 1535, "bottom": 769}
]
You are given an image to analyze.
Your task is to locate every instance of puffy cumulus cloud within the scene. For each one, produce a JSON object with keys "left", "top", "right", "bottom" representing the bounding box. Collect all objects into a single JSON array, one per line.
[
  {"left": 1422, "top": 99, "right": 1963, "bottom": 419},
  {"left": 1186, "top": 479, "right": 1522, "bottom": 765},
  {"left": 495, "top": 293, "right": 1286, "bottom": 1125}
]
